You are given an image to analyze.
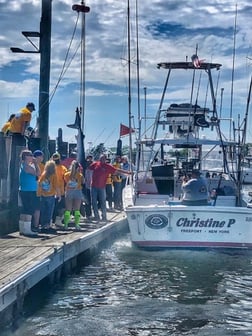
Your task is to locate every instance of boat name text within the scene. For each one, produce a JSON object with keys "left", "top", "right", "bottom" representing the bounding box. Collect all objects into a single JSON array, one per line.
[{"left": 176, "top": 217, "right": 235, "bottom": 228}]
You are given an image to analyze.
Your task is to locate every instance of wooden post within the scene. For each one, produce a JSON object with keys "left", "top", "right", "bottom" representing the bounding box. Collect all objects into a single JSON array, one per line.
[{"left": 38, "top": 0, "right": 52, "bottom": 160}]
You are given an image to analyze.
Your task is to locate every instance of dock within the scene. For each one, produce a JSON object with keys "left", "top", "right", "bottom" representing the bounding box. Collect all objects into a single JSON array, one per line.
[{"left": 0, "top": 211, "right": 128, "bottom": 329}]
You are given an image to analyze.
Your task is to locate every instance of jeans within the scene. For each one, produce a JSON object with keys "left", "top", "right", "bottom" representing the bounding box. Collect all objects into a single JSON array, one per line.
[
  {"left": 113, "top": 181, "right": 122, "bottom": 209},
  {"left": 40, "top": 196, "right": 55, "bottom": 227},
  {"left": 106, "top": 184, "right": 113, "bottom": 208},
  {"left": 91, "top": 187, "right": 106, "bottom": 220},
  {"left": 84, "top": 187, "right": 92, "bottom": 217}
]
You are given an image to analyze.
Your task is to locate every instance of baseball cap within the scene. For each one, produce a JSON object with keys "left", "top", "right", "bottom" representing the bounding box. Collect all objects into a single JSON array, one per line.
[
  {"left": 52, "top": 152, "right": 61, "bottom": 160},
  {"left": 26, "top": 102, "right": 35, "bottom": 111},
  {"left": 33, "top": 150, "right": 44, "bottom": 157}
]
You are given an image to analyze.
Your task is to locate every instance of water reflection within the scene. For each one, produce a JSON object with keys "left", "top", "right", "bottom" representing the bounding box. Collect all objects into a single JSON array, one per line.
[{"left": 3, "top": 235, "right": 252, "bottom": 336}]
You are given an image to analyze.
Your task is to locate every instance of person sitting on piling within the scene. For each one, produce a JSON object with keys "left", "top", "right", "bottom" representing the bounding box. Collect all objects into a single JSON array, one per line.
[
  {"left": 9, "top": 102, "right": 36, "bottom": 147},
  {"left": 181, "top": 169, "right": 208, "bottom": 205}
]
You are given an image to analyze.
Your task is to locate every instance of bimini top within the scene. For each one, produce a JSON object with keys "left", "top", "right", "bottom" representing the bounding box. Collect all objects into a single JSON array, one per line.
[{"left": 157, "top": 62, "right": 222, "bottom": 71}]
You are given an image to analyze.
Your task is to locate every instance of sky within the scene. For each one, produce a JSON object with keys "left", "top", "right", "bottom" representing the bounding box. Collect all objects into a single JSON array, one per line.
[{"left": 1, "top": 0, "right": 252, "bottom": 151}]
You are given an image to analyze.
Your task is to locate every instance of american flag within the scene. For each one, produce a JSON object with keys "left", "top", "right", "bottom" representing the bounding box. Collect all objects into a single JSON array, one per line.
[{"left": 191, "top": 54, "right": 202, "bottom": 68}]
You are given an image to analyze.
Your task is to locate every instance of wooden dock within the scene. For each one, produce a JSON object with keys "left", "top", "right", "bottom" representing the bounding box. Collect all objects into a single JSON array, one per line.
[{"left": 0, "top": 211, "right": 128, "bottom": 329}]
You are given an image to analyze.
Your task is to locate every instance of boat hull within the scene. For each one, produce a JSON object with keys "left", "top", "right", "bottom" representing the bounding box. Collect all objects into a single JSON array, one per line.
[{"left": 125, "top": 204, "right": 252, "bottom": 249}]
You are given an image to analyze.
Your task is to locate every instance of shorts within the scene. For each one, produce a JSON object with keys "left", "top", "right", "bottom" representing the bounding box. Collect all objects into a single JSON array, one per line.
[
  {"left": 19, "top": 190, "right": 40, "bottom": 215},
  {"left": 65, "top": 189, "right": 83, "bottom": 201}
]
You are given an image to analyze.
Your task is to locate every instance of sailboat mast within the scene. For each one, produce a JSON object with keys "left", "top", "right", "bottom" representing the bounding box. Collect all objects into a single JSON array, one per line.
[
  {"left": 80, "top": 0, "right": 86, "bottom": 131},
  {"left": 135, "top": 0, "right": 140, "bottom": 123},
  {"left": 127, "top": 0, "right": 133, "bottom": 165}
]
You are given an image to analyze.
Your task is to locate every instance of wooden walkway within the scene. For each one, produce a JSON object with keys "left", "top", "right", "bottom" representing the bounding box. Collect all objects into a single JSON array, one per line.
[{"left": 0, "top": 211, "right": 128, "bottom": 328}]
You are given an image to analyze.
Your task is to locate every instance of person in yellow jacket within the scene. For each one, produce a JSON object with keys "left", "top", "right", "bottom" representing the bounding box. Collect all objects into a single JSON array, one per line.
[
  {"left": 63, "top": 160, "right": 84, "bottom": 230},
  {"left": 37, "top": 160, "right": 60, "bottom": 233},
  {"left": 1, "top": 114, "right": 15, "bottom": 135},
  {"left": 105, "top": 158, "right": 113, "bottom": 211},
  {"left": 9, "top": 102, "right": 35, "bottom": 146},
  {"left": 112, "top": 156, "right": 123, "bottom": 210},
  {"left": 51, "top": 152, "right": 68, "bottom": 225}
]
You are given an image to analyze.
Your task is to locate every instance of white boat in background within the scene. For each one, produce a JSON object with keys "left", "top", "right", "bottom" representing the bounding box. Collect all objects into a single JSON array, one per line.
[
  {"left": 124, "top": 59, "right": 252, "bottom": 250},
  {"left": 241, "top": 157, "right": 252, "bottom": 184}
]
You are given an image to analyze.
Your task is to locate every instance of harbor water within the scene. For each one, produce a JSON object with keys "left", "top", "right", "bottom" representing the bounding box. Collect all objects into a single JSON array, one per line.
[{"left": 3, "top": 234, "right": 252, "bottom": 336}]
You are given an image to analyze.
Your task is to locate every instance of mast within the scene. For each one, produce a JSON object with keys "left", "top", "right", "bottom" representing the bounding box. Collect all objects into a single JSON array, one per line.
[
  {"left": 135, "top": 0, "right": 141, "bottom": 124},
  {"left": 72, "top": 2, "right": 90, "bottom": 162},
  {"left": 127, "top": 0, "right": 133, "bottom": 166},
  {"left": 80, "top": 0, "right": 86, "bottom": 131},
  {"left": 230, "top": 4, "right": 238, "bottom": 140}
]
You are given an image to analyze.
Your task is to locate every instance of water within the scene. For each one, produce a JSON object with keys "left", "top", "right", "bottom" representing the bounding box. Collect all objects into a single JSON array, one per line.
[{"left": 3, "top": 234, "right": 252, "bottom": 336}]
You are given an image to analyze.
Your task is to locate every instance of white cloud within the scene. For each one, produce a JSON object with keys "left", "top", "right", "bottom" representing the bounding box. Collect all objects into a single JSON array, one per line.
[{"left": 1, "top": 0, "right": 252, "bottom": 145}]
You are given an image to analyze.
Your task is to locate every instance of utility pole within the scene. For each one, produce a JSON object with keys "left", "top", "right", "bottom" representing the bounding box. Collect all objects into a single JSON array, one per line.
[
  {"left": 11, "top": 0, "right": 52, "bottom": 159},
  {"left": 38, "top": 0, "right": 52, "bottom": 158}
]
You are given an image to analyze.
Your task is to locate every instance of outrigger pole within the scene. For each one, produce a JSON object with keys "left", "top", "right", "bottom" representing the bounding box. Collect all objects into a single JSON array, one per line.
[{"left": 72, "top": 1, "right": 90, "bottom": 167}]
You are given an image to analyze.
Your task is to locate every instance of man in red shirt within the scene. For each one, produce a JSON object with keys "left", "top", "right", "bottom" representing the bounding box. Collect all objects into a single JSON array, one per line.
[{"left": 88, "top": 154, "right": 131, "bottom": 221}]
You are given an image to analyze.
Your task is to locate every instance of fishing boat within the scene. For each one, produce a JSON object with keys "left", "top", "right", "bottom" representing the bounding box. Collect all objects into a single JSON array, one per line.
[
  {"left": 241, "top": 156, "right": 252, "bottom": 184},
  {"left": 124, "top": 57, "right": 252, "bottom": 250}
]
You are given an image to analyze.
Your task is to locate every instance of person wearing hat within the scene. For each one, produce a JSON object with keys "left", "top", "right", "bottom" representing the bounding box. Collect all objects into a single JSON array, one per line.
[
  {"left": 33, "top": 150, "right": 45, "bottom": 174},
  {"left": 61, "top": 151, "right": 78, "bottom": 169},
  {"left": 9, "top": 102, "right": 36, "bottom": 147},
  {"left": 181, "top": 169, "right": 208, "bottom": 205}
]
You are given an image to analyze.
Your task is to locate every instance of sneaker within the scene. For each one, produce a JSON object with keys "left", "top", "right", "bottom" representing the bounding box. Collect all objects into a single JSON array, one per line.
[
  {"left": 93, "top": 217, "right": 100, "bottom": 222},
  {"left": 75, "top": 224, "right": 81, "bottom": 231},
  {"left": 41, "top": 227, "right": 57, "bottom": 234},
  {"left": 48, "top": 227, "right": 57, "bottom": 234}
]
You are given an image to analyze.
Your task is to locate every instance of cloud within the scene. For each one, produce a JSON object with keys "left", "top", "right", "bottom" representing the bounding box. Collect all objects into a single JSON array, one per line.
[{"left": 1, "top": 0, "right": 252, "bottom": 146}]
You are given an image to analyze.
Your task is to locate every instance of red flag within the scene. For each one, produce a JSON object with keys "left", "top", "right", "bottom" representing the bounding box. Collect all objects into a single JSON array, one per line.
[{"left": 120, "top": 123, "right": 134, "bottom": 137}]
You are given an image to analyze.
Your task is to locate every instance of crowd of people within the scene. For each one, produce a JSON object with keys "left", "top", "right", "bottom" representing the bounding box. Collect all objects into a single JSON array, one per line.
[
  {"left": 18, "top": 149, "right": 131, "bottom": 235},
  {"left": 1, "top": 102, "right": 133, "bottom": 236}
]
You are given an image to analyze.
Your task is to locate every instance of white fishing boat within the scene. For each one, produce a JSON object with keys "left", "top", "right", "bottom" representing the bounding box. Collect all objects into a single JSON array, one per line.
[
  {"left": 241, "top": 157, "right": 252, "bottom": 184},
  {"left": 124, "top": 58, "right": 252, "bottom": 250}
]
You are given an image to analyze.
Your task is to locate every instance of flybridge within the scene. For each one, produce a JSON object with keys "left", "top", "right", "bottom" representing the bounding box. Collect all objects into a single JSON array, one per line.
[
  {"left": 137, "top": 138, "right": 237, "bottom": 146},
  {"left": 157, "top": 61, "right": 222, "bottom": 70}
]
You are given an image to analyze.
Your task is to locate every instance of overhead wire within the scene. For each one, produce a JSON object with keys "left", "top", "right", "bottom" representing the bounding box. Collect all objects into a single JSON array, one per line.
[{"left": 34, "top": 11, "right": 81, "bottom": 120}]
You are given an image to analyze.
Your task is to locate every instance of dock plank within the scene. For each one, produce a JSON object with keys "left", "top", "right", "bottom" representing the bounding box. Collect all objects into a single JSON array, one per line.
[{"left": 0, "top": 212, "right": 127, "bottom": 289}]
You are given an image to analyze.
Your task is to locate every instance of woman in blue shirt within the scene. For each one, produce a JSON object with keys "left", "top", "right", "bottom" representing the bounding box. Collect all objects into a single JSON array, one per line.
[{"left": 19, "top": 149, "right": 41, "bottom": 231}]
